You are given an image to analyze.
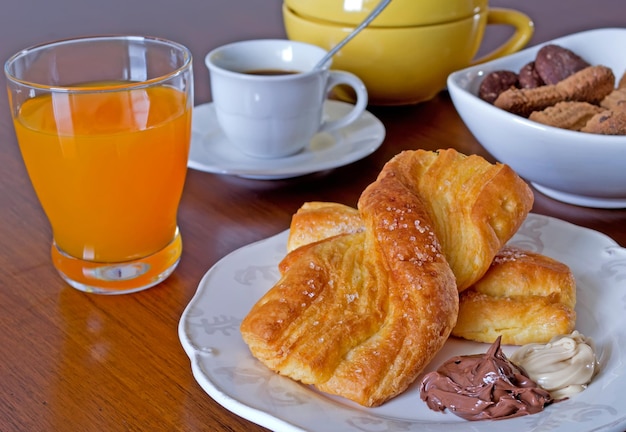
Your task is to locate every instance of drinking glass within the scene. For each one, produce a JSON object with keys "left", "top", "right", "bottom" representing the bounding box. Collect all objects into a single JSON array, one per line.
[{"left": 5, "top": 36, "right": 193, "bottom": 294}]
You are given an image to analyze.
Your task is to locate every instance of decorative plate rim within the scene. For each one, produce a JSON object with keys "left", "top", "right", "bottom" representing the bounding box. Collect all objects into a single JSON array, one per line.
[{"left": 179, "top": 213, "right": 626, "bottom": 432}]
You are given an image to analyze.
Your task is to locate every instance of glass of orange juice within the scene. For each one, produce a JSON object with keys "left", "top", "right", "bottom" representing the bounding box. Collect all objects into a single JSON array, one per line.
[{"left": 5, "top": 36, "right": 193, "bottom": 294}]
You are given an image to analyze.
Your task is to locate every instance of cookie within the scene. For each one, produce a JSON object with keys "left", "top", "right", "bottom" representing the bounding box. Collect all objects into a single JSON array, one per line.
[
  {"left": 495, "top": 65, "right": 615, "bottom": 117},
  {"left": 601, "top": 88, "right": 626, "bottom": 113},
  {"left": 518, "top": 61, "right": 544, "bottom": 89},
  {"left": 529, "top": 101, "right": 603, "bottom": 131},
  {"left": 535, "top": 44, "right": 590, "bottom": 85},
  {"left": 582, "top": 110, "right": 626, "bottom": 135},
  {"left": 479, "top": 70, "right": 519, "bottom": 104},
  {"left": 557, "top": 65, "right": 615, "bottom": 104},
  {"left": 494, "top": 85, "right": 563, "bottom": 117}
]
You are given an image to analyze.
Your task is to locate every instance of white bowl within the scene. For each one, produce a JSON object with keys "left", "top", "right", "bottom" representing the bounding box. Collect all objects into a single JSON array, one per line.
[{"left": 447, "top": 28, "right": 626, "bottom": 208}]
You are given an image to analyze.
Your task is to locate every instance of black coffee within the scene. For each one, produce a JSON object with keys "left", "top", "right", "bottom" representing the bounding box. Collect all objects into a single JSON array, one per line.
[{"left": 245, "top": 69, "right": 300, "bottom": 76}]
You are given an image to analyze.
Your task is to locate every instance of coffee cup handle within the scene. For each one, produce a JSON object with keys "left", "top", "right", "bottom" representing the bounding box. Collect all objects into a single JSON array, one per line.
[
  {"left": 318, "top": 71, "right": 368, "bottom": 133},
  {"left": 471, "top": 8, "right": 534, "bottom": 66}
]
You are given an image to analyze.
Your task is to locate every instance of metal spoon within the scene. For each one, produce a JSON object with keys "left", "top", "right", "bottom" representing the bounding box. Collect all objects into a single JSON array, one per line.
[{"left": 312, "top": 0, "right": 393, "bottom": 70}]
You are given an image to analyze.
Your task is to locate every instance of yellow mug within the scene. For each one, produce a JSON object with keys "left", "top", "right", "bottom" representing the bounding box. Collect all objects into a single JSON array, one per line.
[
  {"left": 283, "top": 3, "right": 534, "bottom": 105},
  {"left": 285, "top": 0, "right": 491, "bottom": 27}
]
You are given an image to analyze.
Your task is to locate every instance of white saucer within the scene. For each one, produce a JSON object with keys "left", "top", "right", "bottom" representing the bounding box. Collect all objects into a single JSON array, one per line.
[{"left": 188, "top": 101, "right": 385, "bottom": 180}]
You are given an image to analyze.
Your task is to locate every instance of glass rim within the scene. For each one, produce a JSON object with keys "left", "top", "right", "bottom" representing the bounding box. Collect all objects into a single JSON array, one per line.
[{"left": 4, "top": 34, "right": 193, "bottom": 93}]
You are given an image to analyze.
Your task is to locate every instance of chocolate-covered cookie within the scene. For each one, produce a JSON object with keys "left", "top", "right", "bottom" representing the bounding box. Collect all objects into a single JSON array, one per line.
[
  {"left": 479, "top": 70, "right": 519, "bottom": 104},
  {"left": 518, "top": 61, "right": 544, "bottom": 89},
  {"left": 535, "top": 44, "right": 590, "bottom": 85}
]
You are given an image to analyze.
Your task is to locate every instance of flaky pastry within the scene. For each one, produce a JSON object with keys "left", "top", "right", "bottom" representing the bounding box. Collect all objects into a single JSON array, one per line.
[
  {"left": 241, "top": 149, "right": 533, "bottom": 407},
  {"left": 452, "top": 246, "right": 576, "bottom": 345},
  {"left": 286, "top": 202, "right": 362, "bottom": 252},
  {"left": 287, "top": 150, "right": 534, "bottom": 292}
]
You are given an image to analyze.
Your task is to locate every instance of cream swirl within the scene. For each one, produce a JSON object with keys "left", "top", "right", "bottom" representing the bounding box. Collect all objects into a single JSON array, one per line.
[{"left": 510, "top": 331, "right": 599, "bottom": 399}]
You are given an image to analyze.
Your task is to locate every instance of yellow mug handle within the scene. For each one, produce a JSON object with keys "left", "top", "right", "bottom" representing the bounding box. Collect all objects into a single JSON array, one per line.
[{"left": 472, "top": 8, "right": 534, "bottom": 65}]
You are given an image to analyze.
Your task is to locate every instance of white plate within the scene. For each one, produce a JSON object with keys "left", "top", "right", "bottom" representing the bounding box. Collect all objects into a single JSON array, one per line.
[
  {"left": 179, "top": 214, "right": 626, "bottom": 432},
  {"left": 188, "top": 100, "right": 385, "bottom": 180}
]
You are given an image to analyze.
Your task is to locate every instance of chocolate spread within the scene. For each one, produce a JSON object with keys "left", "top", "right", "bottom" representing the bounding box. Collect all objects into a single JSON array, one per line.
[{"left": 419, "top": 337, "right": 553, "bottom": 421}]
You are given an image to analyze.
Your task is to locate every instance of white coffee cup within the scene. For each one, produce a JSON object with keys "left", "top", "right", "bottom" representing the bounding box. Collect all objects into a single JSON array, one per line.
[{"left": 205, "top": 39, "right": 368, "bottom": 159}]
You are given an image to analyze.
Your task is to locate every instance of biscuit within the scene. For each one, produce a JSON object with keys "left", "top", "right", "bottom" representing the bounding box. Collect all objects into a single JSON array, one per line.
[
  {"left": 600, "top": 88, "right": 626, "bottom": 113},
  {"left": 494, "top": 85, "right": 563, "bottom": 117},
  {"left": 518, "top": 61, "right": 544, "bottom": 89},
  {"left": 559, "top": 65, "right": 615, "bottom": 104},
  {"left": 494, "top": 65, "right": 615, "bottom": 117},
  {"left": 479, "top": 70, "right": 519, "bottom": 104},
  {"left": 582, "top": 110, "right": 626, "bottom": 135},
  {"left": 535, "top": 44, "right": 590, "bottom": 85},
  {"left": 619, "top": 71, "right": 626, "bottom": 89},
  {"left": 529, "top": 101, "right": 604, "bottom": 130}
]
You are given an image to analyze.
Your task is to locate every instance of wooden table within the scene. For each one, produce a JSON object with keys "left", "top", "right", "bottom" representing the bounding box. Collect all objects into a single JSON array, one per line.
[{"left": 1, "top": 1, "right": 624, "bottom": 431}]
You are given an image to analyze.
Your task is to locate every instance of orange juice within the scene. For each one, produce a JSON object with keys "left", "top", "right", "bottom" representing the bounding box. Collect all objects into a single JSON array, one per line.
[{"left": 13, "top": 85, "right": 191, "bottom": 263}]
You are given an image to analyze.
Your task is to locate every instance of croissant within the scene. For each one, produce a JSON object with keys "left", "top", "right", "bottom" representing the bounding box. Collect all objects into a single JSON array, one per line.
[
  {"left": 286, "top": 201, "right": 362, "bottom": 252},
  {"left": 288, "top": 150, "right": 534, "bottom": 291},
  {"left": 289, "top": 181, "right": 574, "bottom": 347},
  {"left": 240, "top": 149, "right": 533, "bottom": 407},
  {"left": 452, "top": 245, "right": 577, "bottom": 345}
]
